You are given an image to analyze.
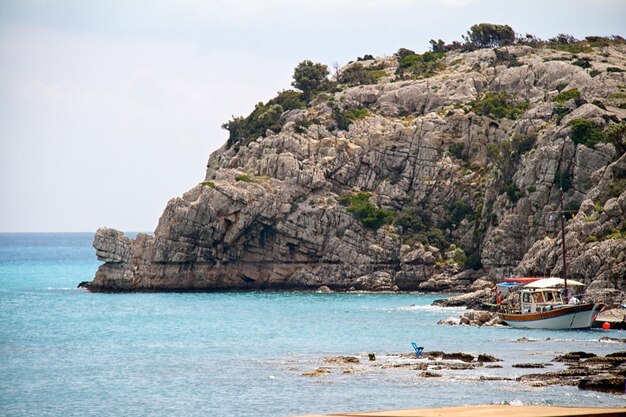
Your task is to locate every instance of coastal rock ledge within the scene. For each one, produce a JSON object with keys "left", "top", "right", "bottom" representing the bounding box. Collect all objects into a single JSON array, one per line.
[{"left": 82, "top": 39, "right": 626, "bottom": 293}]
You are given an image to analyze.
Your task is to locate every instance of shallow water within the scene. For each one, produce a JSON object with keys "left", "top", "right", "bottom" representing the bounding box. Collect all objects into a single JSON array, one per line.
[{"left": 0, "top": 233, "right": 624, "bottom": 416}]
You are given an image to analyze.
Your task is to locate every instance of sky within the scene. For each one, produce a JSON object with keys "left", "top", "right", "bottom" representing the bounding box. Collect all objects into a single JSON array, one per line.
[{"left": 1, "top": 0, "right": 625, "bottom": 232}]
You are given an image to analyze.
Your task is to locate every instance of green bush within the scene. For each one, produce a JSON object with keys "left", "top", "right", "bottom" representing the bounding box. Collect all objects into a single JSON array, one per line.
[
  {"left": 572, "top": 57, "right": 592, "bottom": 69},
  {"left": 447, "top": 244, "right": 467, "bottom": 266},
  {"left": 553, "top": 88, "right": 581, "bottom": 105},
  {"left": 294, "top": 119, "right": 317, "bottom": 134},
  {"left": 546, "top": 35, "right": 593, "bottom": 53},
  {"left": 585, "top": 36, "right": 611, "bottom": 48},
  {"left": 449, "top": 143, "right": 465, "bottom": 159},
  {"left": 470, "top": 92, "right": 529, "bottom": 119},
  {"left": 606, "top": 223, "right": 626, "bottom": 240},
  {"left": 339, "top": 192, "right": 395, "bottom": 230},
  {"left": 552, "top": 106, "right": 572, "bottom": 124},
  {"left": 506, "top": 182, "right": 523, "bottom": 203},
  {"left": 568, "top": 119, "right": 605, "bottom": 147},
  {"left": 464, "top": 23, "right": 515, "bottom": 48},
  {"left": 396, "top": 50, "right": 446, "bottom": 78},
  {"left": 609, "top": 178, "right": 626, "bottom": 199},
  {"left": 332, "top": 107, "right": 369, "bottom": 131},
  {"left": 222, "top": 90, "right": 305, "bottom": 149},
  {"left": 604, "top": 122, "right": 626, "bottom": 154},
  {"left": 235, "top": 174, "right": 252, "bottom": 182},
  {"left": 393, "top": 207, "right": 450, "bottom": 248},
  {"left": 585, "top": 235, "right": 598, "bottom": 243},
  {"left": 338, "top": 63, "right": 384, "bottom": 86},
  {"left": 511, "top": 134, "right": 536, "bottom": 156},
  {"left": 201, "top": 181, "right": 215, "bottom": 188},
  {"left": 394, "top": 208, "right": 430, "bottom": 235},
  {"left": 440, "top": 200, "right": 474, "bottom": 229}
]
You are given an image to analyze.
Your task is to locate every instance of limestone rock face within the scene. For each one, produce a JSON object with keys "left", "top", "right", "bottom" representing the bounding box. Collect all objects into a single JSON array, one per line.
[
  {"left": 84, "top": 43, "right": 626, "bottom": 295},
  {"left": 93, "top": 228, "right": 131, "bottom": 263}
]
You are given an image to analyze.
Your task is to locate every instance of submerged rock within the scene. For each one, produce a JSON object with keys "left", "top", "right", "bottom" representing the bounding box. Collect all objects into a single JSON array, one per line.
[
  {"left": 553, "top": 352, "right": 598, "bottom": 362},
  {"left": 324, "top": 356, "right": 360, "bottom": 364},
  {"left": 512, "top": 363, "right": 549, "bottom": 368},
  {"left": 578, "top": 375, "right": 626, "bottom": 393},
  {"left": 441, "top": 352, "right": 474, "bottom": 363},
  {"left": 477, "top": 354, "right": 502, "bottom": 363}
]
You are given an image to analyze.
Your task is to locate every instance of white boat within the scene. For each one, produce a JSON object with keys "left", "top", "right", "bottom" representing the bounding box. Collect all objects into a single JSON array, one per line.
[
  {"left": 498, "top": 285, "right": 604, "bottom": 329},
  {"left": 497, "top": 187, "right": 604, "bottom": 330}
]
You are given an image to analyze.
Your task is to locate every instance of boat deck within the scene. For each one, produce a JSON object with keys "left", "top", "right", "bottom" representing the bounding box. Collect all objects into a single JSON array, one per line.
[{"left": 289, "top": 405, "right": 626, "bottom": 417}]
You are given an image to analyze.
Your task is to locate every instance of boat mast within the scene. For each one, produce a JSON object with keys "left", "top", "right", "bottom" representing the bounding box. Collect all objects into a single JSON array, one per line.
[{"left": 559, "top": 188, "right": 569, "bottom": 303}]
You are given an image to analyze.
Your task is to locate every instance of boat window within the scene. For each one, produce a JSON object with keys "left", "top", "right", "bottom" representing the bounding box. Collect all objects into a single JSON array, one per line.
[
  {"left": 534, "top": 293, "right": 544, "bottom": 303},
  {"left": 545, "top": 292, "right": 554, "bottom": 302},
  {"left": 522, "top": 293, "right": 530, "bottom": 303}
]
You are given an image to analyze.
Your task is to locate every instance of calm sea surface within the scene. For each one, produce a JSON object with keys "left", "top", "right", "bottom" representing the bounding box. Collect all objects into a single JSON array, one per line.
[{"left": 1, "top": 233, "right": 624, "bottom": 416}]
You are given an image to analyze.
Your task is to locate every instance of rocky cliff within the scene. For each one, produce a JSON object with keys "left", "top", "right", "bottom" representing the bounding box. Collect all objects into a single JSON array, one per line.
[{"left": 82, "top": 38, "right": 626, "bottom": 298}]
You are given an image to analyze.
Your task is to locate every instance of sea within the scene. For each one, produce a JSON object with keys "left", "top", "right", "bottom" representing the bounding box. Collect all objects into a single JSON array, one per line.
[{"left": 0, "top": 233, "right": 624, "bottom": 416}]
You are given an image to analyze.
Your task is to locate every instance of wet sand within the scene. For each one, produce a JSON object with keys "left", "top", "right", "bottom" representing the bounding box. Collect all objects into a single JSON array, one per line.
[{"left": 289, "top": 404, "right": 626, "bottom": 417}]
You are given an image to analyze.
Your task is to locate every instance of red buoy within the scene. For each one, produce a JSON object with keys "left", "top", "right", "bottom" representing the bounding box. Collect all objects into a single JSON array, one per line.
[{"left": 602, "top": 322, "right": 611, "bottom": 330}]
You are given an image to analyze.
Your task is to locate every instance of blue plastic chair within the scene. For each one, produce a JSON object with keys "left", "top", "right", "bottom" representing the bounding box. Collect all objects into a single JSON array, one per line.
[{"left": 411, "top": 342, "right": 424, "bottom": 357}]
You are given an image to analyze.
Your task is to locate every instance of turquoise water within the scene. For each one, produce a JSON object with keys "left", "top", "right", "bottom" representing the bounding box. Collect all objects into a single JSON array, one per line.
[{"left": 1, "top": 233, "right": 624, "bottom": 416}]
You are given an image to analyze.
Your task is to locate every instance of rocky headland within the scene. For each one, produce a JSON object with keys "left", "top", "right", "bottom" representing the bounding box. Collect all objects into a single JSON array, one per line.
[{"left": 80, "top": 27, "right": 626, "bottom": 302}]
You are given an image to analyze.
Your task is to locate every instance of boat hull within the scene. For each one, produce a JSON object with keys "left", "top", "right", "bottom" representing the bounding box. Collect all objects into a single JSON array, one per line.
[{"left": 499, "top": 303, "right": 604, "bottom": 329}]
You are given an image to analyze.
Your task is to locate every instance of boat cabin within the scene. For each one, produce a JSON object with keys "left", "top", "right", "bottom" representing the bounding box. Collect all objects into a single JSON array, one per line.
[{"left": 520, "top": 288, "right": 564, "bottom": 314}]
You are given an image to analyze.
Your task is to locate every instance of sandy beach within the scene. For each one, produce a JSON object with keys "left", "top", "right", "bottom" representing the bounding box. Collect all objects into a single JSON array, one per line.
[{"left": 289, "top": 404, "right": 626, "bottom": 417}]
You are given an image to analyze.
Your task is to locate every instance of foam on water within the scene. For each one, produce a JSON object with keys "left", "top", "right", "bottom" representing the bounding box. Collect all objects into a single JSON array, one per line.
[{"left": 378, "top": 304, "right": 467, "bottom": 312}]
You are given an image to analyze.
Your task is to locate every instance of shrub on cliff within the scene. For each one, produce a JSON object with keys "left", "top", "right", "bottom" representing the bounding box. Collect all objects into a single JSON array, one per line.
[
  {"left": 332, "top": 107, "right": 369, "bottom": 131},
  {"left": 568, "top": 119, "right": 605, "bottom": 148},
  {"left": 339, "top": 192, "right": 395, "bottom": 230},
  {"left": 395, "top": 50, "right": 445, "bottom": 78},
  {"left": 547, "top": 34, "right": 593, "bottom": 53},
  {"left": 222, "top": 90, "right": 305, "bottom": 149},
  {"left": 511, "top": 133, "right": 536, "bottom": 156},
  {"left": 470, "top": 92, "right": 529, "bottom": 119},
  {"left": 440, "top": 200, "right": 474, "bottom": 229},
  {"left": 553, "top": 88, "right": 582, "bottom": 105},
  {"left": 338, "top": 63, "right": 386, "bottom": 86},
  {"left": 605, "top": 122, "right": 626, "bottom": 154},
  {"left": 394, "top": 208, "right": 448, "bottom": 249}
]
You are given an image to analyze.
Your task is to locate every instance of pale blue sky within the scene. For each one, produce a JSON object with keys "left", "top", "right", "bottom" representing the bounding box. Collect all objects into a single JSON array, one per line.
[{"left": 1, "top": 0, "right": 625, "bottom": 232}]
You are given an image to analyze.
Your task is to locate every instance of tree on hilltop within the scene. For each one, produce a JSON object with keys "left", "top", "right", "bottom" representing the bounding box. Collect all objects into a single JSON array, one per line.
[
  {"left": 464, "top": 23, "right": 516, "bottom": 48},
  {"left": 292, "top": 60, "right": 329, "bottom": 101}
]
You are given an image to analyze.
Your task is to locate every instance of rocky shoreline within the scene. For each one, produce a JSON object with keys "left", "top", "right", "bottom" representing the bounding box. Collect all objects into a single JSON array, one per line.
[
  {"left": 293, "top": 340, "right": 626, "bottom": 395},
  {"left": 80, "top": 36, "right": 626, "bottom": 296}
]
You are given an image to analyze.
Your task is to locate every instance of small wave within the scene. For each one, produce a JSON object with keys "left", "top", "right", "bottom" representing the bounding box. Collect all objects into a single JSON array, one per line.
[
  {"left": 598, "top": 336, "right": 626, "bottom": 343},
  {"left": 46, "top": 287, "right": 82, "bottom": 291},
  {"left": 491, "top": 399, "right": 526, "bottom": 406},
  {"left": 496, "top": 337, "right": 603, "bottom": 343},
  {"left": 373, "top": 305, "right": 467, "bottom": 312}
]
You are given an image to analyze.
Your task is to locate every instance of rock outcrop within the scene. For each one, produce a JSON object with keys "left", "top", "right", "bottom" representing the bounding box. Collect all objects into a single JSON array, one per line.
[{"left": 82, "top": 41, "right": 626, "bottom": 295}]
